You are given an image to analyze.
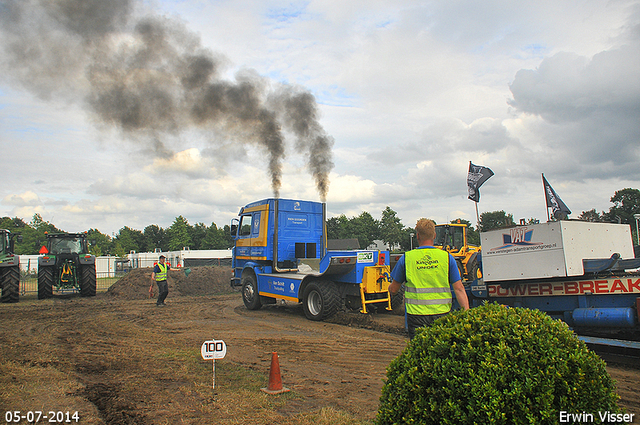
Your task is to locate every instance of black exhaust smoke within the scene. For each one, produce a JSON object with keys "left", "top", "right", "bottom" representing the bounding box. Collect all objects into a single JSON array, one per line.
[{"left": 0, "top": 0, "right": 334, "bottom": 200}]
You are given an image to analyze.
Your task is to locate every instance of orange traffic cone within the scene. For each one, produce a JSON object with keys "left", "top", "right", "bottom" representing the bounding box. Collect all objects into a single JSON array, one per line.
[{"left": 261, "top": 352, "right": 290, "bottom": 394}]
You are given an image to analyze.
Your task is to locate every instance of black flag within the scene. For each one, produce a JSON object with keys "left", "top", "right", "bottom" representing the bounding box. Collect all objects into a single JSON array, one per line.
[
  {"left": 467, "top": 162, "right": 494, "bottom": 202},
  {"left": 542, "top": 174, "right": 571, "bottom": 219}
]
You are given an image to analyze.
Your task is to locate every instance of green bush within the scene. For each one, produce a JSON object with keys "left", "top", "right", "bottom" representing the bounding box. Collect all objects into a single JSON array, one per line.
[{"left": 377, "top": 303, "right": 623, "bottom": 425}]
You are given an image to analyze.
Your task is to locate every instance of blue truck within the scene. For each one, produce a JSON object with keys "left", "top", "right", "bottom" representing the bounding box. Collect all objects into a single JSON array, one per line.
[{"left": 230, "top": 198, "right": 398, "bottom": 320}]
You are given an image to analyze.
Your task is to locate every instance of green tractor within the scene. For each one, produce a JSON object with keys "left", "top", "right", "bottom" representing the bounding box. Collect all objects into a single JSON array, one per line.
[
  {"left": 37, "top": 232, "right": 96, "bottom": 299},
  {"left": 0, "top": 229, "right": 21, "bottom": 303}
]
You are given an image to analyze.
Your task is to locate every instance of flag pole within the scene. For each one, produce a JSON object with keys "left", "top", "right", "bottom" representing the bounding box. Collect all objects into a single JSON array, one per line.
[{"left": 475, "top": 201, "right": 480, "bottom": 230}]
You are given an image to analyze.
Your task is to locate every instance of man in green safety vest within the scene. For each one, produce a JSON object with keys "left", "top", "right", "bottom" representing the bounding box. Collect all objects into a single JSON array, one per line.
[
  {"left": 389, "top": 218, "right": 469, "bottom": 339},
  {"left": 151, "top": 255, "right": 170, "bottom": 306}
]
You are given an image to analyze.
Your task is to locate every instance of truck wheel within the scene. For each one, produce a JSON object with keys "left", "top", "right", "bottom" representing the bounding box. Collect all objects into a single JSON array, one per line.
[
  {"left": 38, "top": 266, "right": 54, "bottom": 299},
  {"left": 303, "top": 280, "right": 340, "bottom": 321},
  {"left": 79, "top": 265, "right": 97, "bottom": 297},
  {"left": 1, "top": 266, "right": 20, "bottom": 303},
  {"left": 242, "top": 273, "right": 262, "bottom": 310}
]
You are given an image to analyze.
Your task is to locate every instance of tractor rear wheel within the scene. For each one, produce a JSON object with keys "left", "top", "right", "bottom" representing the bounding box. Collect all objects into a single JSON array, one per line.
[
  {"left": 242, "top": 272, "right": 262, "bottom": 310},
  {"left": 1, "top": 265, "right": 20, "bottom": 303},
  {"left": 38, "top": 266, "right": 53, "bottom": 299},
  {"left": 80, "top": 264, "right": 97, "bottom": 297},
  {"left": 303, "top": 280, "right": 340, "bottom": 321}
]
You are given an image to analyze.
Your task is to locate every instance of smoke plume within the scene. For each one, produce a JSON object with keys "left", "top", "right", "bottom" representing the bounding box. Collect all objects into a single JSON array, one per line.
[{"left": 0, "top": 0, "right": 334, "bottom": 200}]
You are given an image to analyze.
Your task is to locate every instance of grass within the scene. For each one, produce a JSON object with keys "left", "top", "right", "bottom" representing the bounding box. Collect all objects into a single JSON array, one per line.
[{"left": 150, "top": 346, "right": 372, "bottom": 424}]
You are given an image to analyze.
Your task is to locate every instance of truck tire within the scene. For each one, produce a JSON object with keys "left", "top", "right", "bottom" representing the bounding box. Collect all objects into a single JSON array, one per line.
[
  {"left": 242, "top": 272, "right": 262, "bottom": 310},
  {"left": 1, "top": 266, "right": 20, "bottom": 303},
  {"left": 79, "top": 264, "right": 97, "bottom": 297},
  {"left": 38, "top": 266, "right": 54, "bottom": 299},
  {"left": 303, "top": 280, "right": 340, "bottom": 321}
]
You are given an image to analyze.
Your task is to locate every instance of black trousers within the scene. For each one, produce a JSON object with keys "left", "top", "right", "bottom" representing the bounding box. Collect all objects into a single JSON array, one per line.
[{"left": 156, "top": 280, "right": 168, "bottom": 304}]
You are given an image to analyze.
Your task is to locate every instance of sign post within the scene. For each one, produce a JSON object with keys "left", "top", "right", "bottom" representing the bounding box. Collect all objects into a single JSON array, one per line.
[{"left": 201, "top": 339, "right": 227, "bottom": 389}]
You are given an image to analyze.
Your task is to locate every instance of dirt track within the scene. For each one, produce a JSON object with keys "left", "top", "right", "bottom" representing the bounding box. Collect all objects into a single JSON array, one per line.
[{"left": 1, "top": 267, "right": 639, "bottom": 424}]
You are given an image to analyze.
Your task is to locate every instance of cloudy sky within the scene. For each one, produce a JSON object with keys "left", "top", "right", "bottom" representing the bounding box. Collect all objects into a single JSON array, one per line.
[{"left": 1, "top": 0, "right": 639, "bottom": 236}]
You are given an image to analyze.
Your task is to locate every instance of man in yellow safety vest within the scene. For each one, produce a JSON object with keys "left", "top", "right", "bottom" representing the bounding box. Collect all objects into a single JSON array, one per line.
[
  {"left": 151, "top": 255, "right": 170, "bottom": 306},
  {"left": 389, "top": 218, "right": 469, "bottom": 339}
]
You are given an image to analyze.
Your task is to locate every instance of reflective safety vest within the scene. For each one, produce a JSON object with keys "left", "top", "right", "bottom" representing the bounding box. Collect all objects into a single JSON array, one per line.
[
  {"left": 404, "top": 248, "right": 452, "bottom": 315},
  {"left": 155, "top": 263, "right": 168, "bottom": 281}
]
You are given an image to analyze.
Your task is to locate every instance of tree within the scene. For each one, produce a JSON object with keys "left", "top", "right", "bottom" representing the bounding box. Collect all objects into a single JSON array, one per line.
[
  {"left": 143, "top": 224, "right": 167, "bottom": 252},
  {"left": 189, "top": 222, "right": 209, "bottom": 250},
  {"left": 399, "top": 226, "right": 416, "bottom": 251},
  {"left": 167, "top": 216, "right": 193, "bottom": 251},
  {"left": 221, "top": 224, "right": 234, "bottom": 249},
  {"left": 578, "top": 209, "right": 604, "bottom": 222},
  {"left": 112, "top": 241, "right": 126, "bottom": 258},
  {"left": 13, "top": 214, "right": 63, "bottom": 255},
  {"left": 87, "top": 229, "right": 112, "bottom": 256},
  {"left": 350, "top": 212, "right": 380, "bottom": 249},
  {"left": 380, "top": 207, "right": 405, "bottom": 251},
  {"left": 115, "top": 226, "right": 144, "bottom": 254},
  {"left": 603, "top": 188, "right": 640, "bottom": 224},
  {"left": 326, "top": 214, "right": 351, "bottom": 240},
  {"left": 479, "top": 210, "right": 515, "bottom": 231}
]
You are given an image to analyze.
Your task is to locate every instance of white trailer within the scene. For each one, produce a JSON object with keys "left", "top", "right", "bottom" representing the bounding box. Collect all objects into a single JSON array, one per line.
[{"left": 480, "top": 221, "right": 635, "bottom": 282}]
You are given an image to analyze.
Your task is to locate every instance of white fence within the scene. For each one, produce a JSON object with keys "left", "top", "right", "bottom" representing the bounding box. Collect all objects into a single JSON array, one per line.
[
  {"left": 18, "top": 249, "right": 234, "bottom": 277},
  {"left": 19, "top": 255, "right": 119, "bottom": 277}
]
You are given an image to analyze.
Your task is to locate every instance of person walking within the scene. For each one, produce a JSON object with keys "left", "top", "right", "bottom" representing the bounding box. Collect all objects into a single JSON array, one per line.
[
  {"left": 151, "top": 255, "right": 170, "bottom": 306},
  {"left": 388, "top": 218, "right": 469, "bottom": 339}
]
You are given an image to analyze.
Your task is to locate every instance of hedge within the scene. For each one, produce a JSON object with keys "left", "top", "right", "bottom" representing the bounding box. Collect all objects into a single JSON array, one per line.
[{"left": 377, "top": 303, "right": 623, "bottom": 424}]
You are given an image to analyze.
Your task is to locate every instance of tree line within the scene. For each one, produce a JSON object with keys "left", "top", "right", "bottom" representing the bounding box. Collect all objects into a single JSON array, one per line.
[
  {"left": 0, "top": 214, "right": 234, "bottom": 257},
  {"left": 2, "top": 188, "right": 638, "bottom": 256},
  {"left": 326, "top": 188, "right": 640, "bottom": 250}
]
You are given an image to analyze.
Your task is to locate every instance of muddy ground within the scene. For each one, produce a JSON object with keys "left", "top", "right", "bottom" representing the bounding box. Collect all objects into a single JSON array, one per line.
[{"left": 1, "top": 267, "right": 638, "bottom": 424}]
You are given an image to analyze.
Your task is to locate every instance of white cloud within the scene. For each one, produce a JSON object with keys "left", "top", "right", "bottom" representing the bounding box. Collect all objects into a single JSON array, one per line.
[{"left": 2, "top": 191, "right": 42, "bottom": 207}]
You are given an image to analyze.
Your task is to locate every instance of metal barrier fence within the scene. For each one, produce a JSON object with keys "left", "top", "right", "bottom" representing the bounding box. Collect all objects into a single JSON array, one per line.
[{"left": 19, "top": 271, "right": 128, "bottom": 296}]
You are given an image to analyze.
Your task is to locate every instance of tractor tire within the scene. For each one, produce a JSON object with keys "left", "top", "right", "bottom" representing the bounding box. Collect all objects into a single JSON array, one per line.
[
  {"left": 38, "top": 266, "right": 54, "bottom": 299},
  {"left": 79, "top": 264, "right": 97, "bottom": 297},
  {"left": 1, "top": 266, "right": 20, "bottom": 303},
  {"left": 242, "top": 272, "right": 262, "bottom": 310},
  {"left": 455, "top": 259, "right": 465, "bottom": 281},
  {"left": 467, "top": 259, "right": 480, "bottom": 283},
  {"left": 302, "top": 280, "right": 340, "bottom": 321}
]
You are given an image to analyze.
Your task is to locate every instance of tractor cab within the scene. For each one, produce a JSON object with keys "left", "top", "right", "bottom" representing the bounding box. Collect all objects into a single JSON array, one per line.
[{"left": 434, "top": 222, "right": 481, "bottom": 282}]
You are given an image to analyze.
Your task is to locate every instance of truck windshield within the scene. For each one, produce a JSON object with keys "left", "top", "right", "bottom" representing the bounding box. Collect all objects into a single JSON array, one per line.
[{"left": 49, "top": 238, "right": 83, "bottom": 254}]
